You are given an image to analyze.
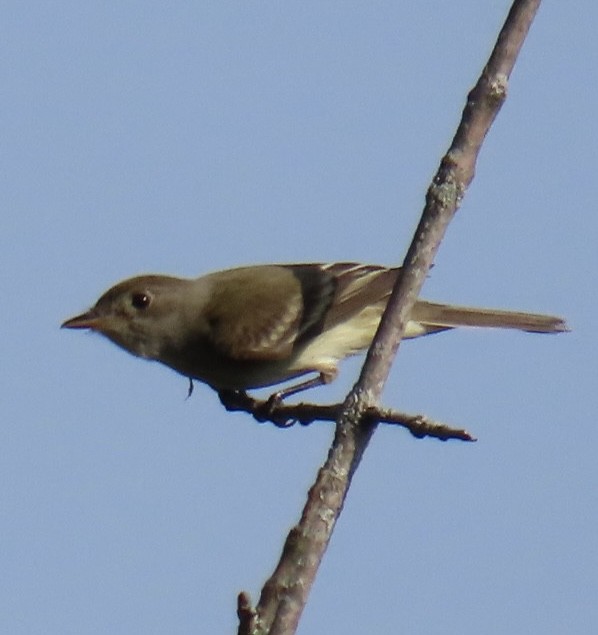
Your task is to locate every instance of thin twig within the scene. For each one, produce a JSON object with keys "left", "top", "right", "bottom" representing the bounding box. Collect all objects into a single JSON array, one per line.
[
  {"left": 219, "top": 391, "right": 476, "bottom": 442},
  {"left": 237, "top": 592, "right": 257, "bottom": 635}
]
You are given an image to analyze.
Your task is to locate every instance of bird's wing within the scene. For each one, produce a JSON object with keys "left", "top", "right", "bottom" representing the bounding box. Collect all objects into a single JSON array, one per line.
[
  {"left": 203, "top": 265, "right": 336, "bottom": 361},
  {"left": 204, "top": 263, "right": 401, "bottom": 361},
  {"left": 315, "top": 263, "right": 400, "bottom": 329}
]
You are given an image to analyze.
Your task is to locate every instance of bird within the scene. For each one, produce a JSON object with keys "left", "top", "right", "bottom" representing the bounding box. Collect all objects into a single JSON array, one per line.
[{"left": 62, "top": 262, "right": 568, "bottom": 401}]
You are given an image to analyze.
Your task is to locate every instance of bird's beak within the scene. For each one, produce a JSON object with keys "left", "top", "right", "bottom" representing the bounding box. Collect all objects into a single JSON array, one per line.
[{"left": 61, "top": 309, "right": 103, "bottom": 330}]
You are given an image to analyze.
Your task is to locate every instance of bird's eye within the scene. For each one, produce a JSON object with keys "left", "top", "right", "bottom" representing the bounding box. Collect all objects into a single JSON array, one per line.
[{"left": 131, "top": 292, "right": 152, "bottom": 310}]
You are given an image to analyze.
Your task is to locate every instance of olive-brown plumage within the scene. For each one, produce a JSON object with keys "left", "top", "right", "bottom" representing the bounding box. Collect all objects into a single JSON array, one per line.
[{"left": 62, "top": 263, "right": 568, "bottom": 397}]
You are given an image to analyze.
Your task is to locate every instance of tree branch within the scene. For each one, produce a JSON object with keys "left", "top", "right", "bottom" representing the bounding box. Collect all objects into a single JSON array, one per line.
[
  {"left": 237, "top": 2, "right": 542, "bottom": 633},
  {"left": 219, "top": 390, "right": 476, "bottom": 442}
]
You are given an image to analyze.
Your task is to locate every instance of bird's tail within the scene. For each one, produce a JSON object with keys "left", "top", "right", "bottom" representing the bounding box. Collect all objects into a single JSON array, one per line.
[{"left": 411, "top": 300, "right": 569, "bottom": 334}]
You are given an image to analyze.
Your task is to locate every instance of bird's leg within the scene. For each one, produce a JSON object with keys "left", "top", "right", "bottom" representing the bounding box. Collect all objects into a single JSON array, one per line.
[
  {"left": 265, "top": 371, "right": 335, "bottom": 411},
  {"left": 217, "top": 372, "right": 336, "bottom": 425}
]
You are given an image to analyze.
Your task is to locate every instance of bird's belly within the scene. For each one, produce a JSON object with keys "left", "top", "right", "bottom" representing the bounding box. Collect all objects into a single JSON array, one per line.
[{"left": 160, "top": 342, "right": 308, "bottom": 390}]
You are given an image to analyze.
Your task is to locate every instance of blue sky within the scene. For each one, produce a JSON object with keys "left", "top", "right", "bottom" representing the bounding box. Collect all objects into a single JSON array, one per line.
[{"left": 3, "top": 2, "right": 596, "bottom": 633}]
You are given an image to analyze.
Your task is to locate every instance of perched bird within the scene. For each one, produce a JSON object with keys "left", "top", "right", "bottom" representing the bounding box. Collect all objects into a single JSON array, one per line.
[{"left": 62, "top": 263, "right": 568, "bottom": 400}]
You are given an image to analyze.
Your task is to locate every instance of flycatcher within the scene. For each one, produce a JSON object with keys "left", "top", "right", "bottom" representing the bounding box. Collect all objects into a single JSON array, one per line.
[{"left": 62, "top": 263, "right": 567, "bottom": 400}]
